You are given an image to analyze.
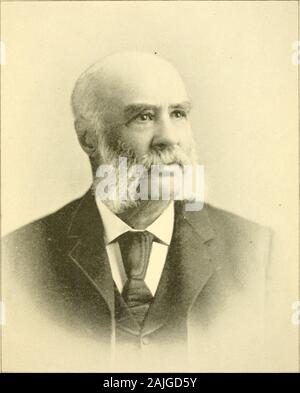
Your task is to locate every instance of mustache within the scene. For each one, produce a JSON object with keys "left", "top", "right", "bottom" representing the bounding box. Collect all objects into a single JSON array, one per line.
[
  {"left": 139, "top": 148, "right": 192, "bottom": 172},
  {"left": 114, "top": 140, "right": 195, "bottom": 169}
]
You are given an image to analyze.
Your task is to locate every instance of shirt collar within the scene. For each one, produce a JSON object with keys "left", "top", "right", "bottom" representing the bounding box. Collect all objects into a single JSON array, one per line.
[{"left": 96, "top": 199, "right": 174, "bottom": 246}]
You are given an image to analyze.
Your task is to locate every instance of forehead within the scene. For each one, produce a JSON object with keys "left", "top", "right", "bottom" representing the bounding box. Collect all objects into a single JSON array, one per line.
[
  {"left": 98, "top": 64, "right": 189, "bottom": 110},
  {"left": 120, "top": 74, "right": 187, "bottom": 106}
]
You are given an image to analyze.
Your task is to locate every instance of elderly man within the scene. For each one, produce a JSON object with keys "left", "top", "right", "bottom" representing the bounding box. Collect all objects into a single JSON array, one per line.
[{"left": 2, "top": 52, "right": 272, "bottom": 371}]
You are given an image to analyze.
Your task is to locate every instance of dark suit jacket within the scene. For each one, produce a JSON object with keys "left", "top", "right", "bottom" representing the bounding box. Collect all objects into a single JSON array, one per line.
[{"left": 2, "top": 189, "right": 272, "bottom": 371}]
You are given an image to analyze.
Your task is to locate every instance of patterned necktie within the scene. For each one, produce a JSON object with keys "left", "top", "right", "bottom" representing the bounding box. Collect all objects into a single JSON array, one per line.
[{"left": 117, "top": 231, "right": 154, "bottom": 327}]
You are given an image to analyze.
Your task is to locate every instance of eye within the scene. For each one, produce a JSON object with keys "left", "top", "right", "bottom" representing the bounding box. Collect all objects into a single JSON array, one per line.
[
  {"left": 134, "top": 112, "right": 155, "bottom": 122},
  {"left": 171, "top": 110, "right": 187, "bottom": 119},
  {"left": 125, "top": 111, "right": 155, "bottom": 127}
]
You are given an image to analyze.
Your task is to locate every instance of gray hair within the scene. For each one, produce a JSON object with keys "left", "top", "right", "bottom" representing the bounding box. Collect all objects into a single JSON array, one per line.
[{"left": 71, "top": 63, "right": 105, "bottom": 138}]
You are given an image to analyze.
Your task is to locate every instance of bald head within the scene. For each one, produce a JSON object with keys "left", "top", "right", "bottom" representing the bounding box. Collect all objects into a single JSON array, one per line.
[
  {"left": 71, "top": 52, "right": 188, "bottom": 136},
  {"left": 71, "top": 50, "right": 195, "bottom": 179}
]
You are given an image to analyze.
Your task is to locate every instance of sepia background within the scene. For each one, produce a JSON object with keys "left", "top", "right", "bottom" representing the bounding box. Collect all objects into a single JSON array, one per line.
[{"left": 1, "top": 1, "right": 299, "bottom": 371}]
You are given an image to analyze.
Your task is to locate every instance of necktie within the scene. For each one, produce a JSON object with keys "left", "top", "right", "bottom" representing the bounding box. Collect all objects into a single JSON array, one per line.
[{"left": 117, "top": 231, "right": 154, "bottom": 327}]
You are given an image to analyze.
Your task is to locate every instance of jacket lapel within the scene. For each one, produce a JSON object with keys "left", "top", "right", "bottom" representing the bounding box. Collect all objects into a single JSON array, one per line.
[
  {"left": 67, "top": 190, "right": 115, "bottom": 315},
  {"left": 143, "top": 202, "right": 217, "bottom": 335},
  {"left": 65, "top": 192, "right": 218, "bottom": 338}
]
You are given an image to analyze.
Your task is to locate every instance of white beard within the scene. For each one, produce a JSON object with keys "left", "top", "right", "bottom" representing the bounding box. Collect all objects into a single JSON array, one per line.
[{"left": 92, "top": 135, "right": 199, "bottom": 214}]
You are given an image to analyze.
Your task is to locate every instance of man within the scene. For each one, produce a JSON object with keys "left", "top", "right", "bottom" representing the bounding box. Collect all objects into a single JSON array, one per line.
[{"left": 2, "top": 52, "right": 272, "bottom": 371}]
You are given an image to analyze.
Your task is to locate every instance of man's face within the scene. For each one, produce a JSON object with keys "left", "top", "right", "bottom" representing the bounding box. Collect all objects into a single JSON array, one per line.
[
  {"left": 87, "top": 53, "right": 193, "bottom": 157},
  {"left": 97, "top": 59, "right": 195, "bottom": 159},
  {"left": 87, "top": 55, "right": 198, "bottom": 212}
]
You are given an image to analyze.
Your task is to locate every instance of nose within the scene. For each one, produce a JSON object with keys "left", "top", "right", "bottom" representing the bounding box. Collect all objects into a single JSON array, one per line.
[{"left": 152, "top": 113, "right": 179, "bottom": 150}]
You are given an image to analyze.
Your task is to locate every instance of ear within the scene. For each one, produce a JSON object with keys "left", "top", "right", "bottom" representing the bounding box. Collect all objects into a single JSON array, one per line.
[{"left": 74, "top": 119, "right": 98, "bottom": 156}]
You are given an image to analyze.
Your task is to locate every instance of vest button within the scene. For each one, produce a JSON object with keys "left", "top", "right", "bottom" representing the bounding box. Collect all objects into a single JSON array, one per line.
[{"left": 141, "top": 336, "right": 150, "bottom": 345}]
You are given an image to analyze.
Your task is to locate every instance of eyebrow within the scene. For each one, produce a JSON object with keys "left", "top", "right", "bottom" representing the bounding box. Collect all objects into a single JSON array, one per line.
[
  {"left": 124, "top": 104, "right": 156, "bottom": 117},
  {"left": 123, "top": 101, "right": 192, "bottom": 117},
  {"left": 169, "top": 101, "right": 192, "bottom": 112}
]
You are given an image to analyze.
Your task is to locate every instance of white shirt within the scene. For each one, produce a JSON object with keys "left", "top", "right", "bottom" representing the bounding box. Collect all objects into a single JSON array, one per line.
[{"left": 95, "top": 199, "right": 174, "bottom": 296}]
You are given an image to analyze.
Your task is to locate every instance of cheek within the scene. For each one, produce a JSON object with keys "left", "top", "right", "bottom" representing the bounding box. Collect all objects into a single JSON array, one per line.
[
  {"left": 119, "top": 128, "right": 153, "bottom": 156},
  {"left": 178, "top": 125, "right": 194, "bottom": 148}
]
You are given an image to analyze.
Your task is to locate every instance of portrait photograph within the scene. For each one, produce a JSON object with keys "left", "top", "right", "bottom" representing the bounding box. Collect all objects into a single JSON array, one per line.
[{"left": 1, "top": 0, "right": 299, "bottom": 373}]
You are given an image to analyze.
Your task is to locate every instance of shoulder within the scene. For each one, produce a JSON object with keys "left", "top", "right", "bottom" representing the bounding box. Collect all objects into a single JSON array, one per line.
[
  {"left": 181, "top": 201, "right": 272, "bottom": 240},
  {"left": 1, "top": 195, "right": 86, "bottom": 275},
  {"left": 3, "top": 195, "right": 83, "bottom": 245},
  {"left": 204, "top": 204, "right": 273, "bottom": 278},
  {"left": 206, "top": 203, "right": 273, "bottom": 260},
  {"left": 205, "top": 203, "right": 272, "bottom": 241},
  {"left": 182, "top": 201, "right": 273, "bottom": 267}
]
